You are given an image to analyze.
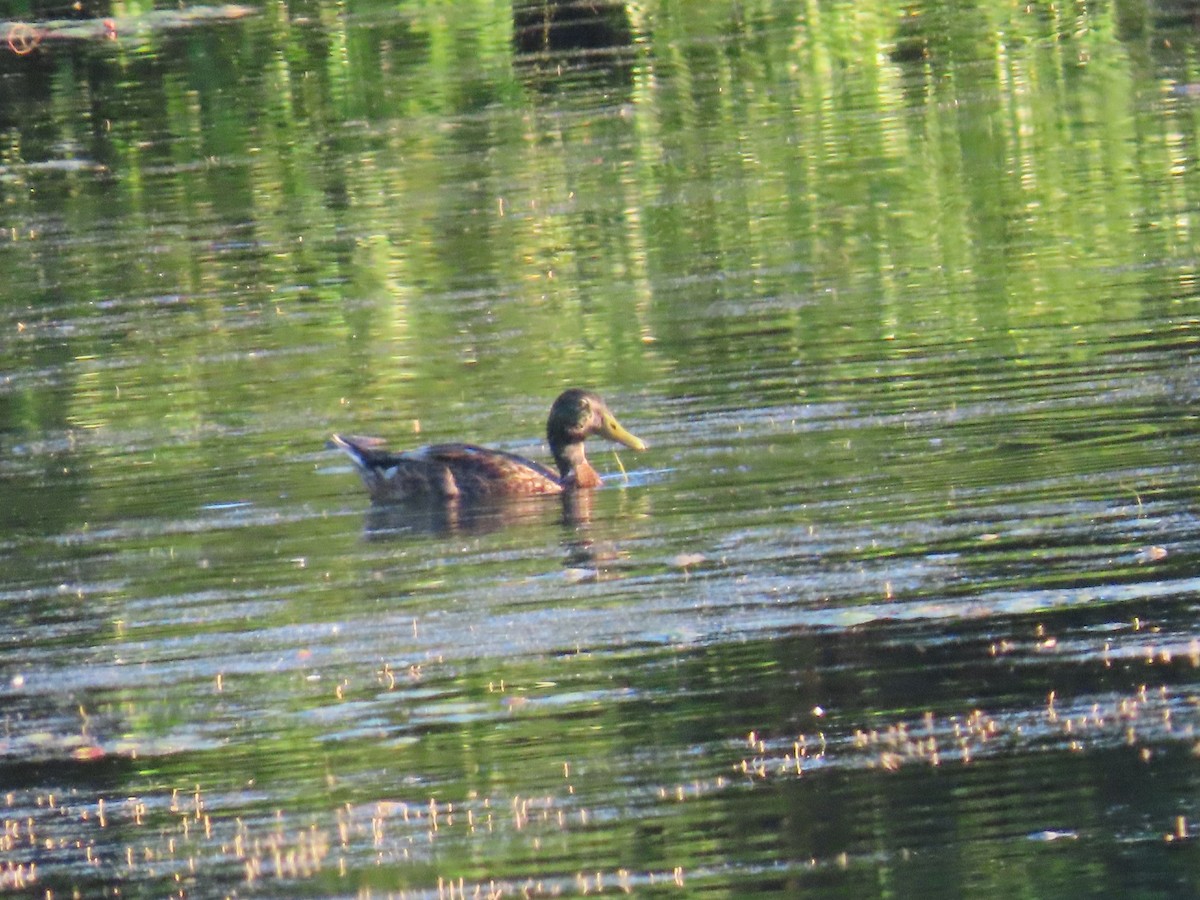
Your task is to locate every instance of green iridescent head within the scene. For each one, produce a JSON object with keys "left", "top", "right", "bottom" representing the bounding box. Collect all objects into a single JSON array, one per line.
[{"left": 546, "top": 389, "right": 646, "bottom": 480}]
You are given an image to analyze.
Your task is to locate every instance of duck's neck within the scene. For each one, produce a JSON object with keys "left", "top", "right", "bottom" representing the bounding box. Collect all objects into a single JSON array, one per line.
[{"left": 552, "top": 441, "right": 602, "bottom": 489}]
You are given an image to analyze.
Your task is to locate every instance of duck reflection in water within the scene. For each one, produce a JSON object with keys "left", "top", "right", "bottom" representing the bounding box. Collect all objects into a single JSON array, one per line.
[
  {"left": 358, "top": 485, "right": 637, "bottom": 582},
  {"left": 328, "top": 388, "right": 647, "bottom": 540},
  {"left": 360, "top": 492, "right": 571, "bottom": 539}
]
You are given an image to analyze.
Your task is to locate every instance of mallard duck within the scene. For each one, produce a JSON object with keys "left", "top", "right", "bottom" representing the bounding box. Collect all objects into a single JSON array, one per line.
[{"left": 329, "top": 388, "right": 646, "bottom": 503}]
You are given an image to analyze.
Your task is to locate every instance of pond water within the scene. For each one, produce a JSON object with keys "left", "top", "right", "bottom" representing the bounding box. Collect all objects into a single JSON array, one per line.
[{"left": 4, "top": 0, "right": 1200, "bottom": 896}]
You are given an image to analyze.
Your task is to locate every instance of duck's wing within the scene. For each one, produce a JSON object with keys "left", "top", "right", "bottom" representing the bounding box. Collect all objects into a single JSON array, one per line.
[
  {"left": 418, "top": 444, "right": 563, "bottom": 498},
  {"left": 329, "top": 437, "right": 561, "bottom": 501}
]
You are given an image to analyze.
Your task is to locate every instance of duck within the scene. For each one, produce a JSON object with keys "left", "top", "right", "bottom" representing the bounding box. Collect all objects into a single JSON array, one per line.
[{"left": 328, "top": 388, "right": 646, "bottom": 503}]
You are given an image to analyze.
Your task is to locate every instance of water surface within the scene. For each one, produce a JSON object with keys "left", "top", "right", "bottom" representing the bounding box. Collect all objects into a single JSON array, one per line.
[{"left": 3, "top": 0, "right": 1200, "bottom": 897}]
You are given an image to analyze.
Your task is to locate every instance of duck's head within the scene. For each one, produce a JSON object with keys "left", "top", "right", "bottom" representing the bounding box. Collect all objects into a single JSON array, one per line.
[{"left": 546, "top": 389, "right": 646, "bottom": 486}]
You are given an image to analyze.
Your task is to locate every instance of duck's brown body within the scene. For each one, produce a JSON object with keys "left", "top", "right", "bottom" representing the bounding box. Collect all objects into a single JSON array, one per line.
[
  {"left": 327, "top": 439, "right": 567, "bottom": 501},
  {"left": 329, "top": 389, "right": 645, "bottom": 504}
]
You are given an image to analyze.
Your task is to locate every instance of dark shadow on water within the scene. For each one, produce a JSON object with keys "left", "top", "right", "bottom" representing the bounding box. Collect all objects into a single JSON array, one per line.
[
  {"left": 512, "top": 0, "right": 638, "bottom": 91},
  {"left": 512, "top": 0, "right": 633, "bottom": 55}
]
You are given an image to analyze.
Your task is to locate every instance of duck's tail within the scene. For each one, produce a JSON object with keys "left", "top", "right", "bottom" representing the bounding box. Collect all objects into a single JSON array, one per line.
[{"left": 327, "top": 434, "right": 388, "bottom": 471}]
